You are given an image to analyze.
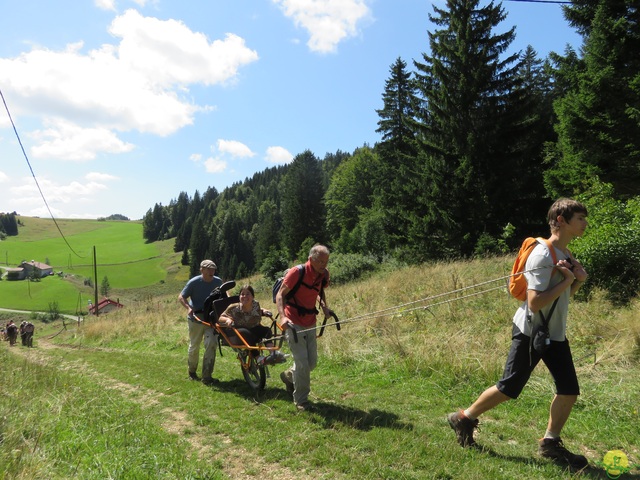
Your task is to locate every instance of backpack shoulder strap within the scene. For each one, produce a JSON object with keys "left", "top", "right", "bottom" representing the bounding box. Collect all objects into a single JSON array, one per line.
[
  {"left": 286, "top": 264, "right": 306, "bottom": 300},
  {"left": 539, "top": 297, "right": 559, "bottom": 327},
  {"left": 537, "top": 237, "right": 558, "bottom": 266}
]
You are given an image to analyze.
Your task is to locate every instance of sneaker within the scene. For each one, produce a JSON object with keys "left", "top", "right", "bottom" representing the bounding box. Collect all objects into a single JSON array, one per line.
[
  {"left": 296, "top": 402, "right": 313, "bottom": 412},
  {"left": 267, "top": 351, "right": 288, "bottom": 364},
  {"left": 280, "top": 370, "right": 294, "bottom": 396},
  {"left": 538, "top": 437, "right": 588, "bottom": 470},
  {"left": 447, "top": 411, "right": 479, "bottom": 448},
  {"left": 202, "top": 377, "right": 220, "bottom": 386},
  {"left": 188, "top": 371, "right": 200, "bottom": 381}
]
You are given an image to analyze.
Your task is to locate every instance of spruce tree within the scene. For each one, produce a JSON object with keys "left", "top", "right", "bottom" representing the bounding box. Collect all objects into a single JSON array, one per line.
[
  {"left": 548, "top": 0, "right": 640, "bottom": 198},
  {"left": 412, "top": 0, "right": 540, "bottom": 256},
  {"left": 280, "top": 150, "right": 326, "bottom": 258},
  {"left": 187, "top": 213, "right": 208, "bottom": 277},
  {"left": 374, "top": 57, "right": 420, "bottom": 250},
  {"left": 100, "top": 276, "right": 111, "bottom": 298}
]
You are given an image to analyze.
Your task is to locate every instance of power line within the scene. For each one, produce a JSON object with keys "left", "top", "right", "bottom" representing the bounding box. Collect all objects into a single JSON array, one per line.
[
  {"left": 0, "top": 87, "right": 86, "bottom": 259},
  {"left": 505, "top": 0, "right": 572, "bottom": 4}
]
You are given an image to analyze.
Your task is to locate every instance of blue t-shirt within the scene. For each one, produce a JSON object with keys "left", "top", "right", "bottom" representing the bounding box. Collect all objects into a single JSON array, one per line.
[{"left": 180, "top": 275, "right": 223, "bottom": 313}]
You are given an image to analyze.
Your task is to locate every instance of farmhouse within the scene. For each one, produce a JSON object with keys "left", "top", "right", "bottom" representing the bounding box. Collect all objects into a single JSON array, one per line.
[
  {"left": 89, "top": 298, "right": 125, "bottom": 315},
  {"left": 4, "top": 267, "right": 27, "bottom": 280},
  {"left": 19, "top": 261, "right": 54, "bottom": 278}
]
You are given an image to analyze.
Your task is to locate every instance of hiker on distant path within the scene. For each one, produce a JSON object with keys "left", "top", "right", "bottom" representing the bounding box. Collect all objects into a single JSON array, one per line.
[
  {"left": 6, "top": 320, "right": 18, "bottom": 346},
  {"left": 178, "top": 259, "right": 222, "bottom": 386},
  {"left": 276, "top": 244, "right": 332, "bottom": 412},
  {"left": 218, "top": 284, "right": 286, "bottom": 365},
  {"left": 447, "top": 198, "right": 589, "bottom": 470},
  {"left": 24, "top": 322, "right": 35, "bottom": 347},
  {"left": 20, "top": 321, "right": 28, "bottom": 346}
]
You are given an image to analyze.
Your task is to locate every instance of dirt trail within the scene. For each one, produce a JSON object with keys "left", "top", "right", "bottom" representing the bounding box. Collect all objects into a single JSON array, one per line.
[{"left": 9, "top": 338, "right": 309, "bottom": 480}]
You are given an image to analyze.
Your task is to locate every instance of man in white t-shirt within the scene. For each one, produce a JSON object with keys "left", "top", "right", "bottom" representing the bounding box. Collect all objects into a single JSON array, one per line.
[{"left": 447, "top": 198, "right": 589, "bottom": 470}]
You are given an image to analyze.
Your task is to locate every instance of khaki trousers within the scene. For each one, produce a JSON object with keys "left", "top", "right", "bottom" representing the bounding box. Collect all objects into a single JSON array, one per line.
[
  {"left": 285, "top": 322, "right": 317, "bottom": 406},
  {"left": 187, "top": 318, "right": 218, "bottom": 380}
]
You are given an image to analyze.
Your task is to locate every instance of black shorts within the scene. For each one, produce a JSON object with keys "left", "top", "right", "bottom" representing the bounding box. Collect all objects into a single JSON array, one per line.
[{"left": 496, "top": 325, "right": 580, "bottom": 399}]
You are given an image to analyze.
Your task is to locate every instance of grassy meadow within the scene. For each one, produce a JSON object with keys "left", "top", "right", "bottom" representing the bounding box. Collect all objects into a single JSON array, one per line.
[
  {"left": 0, "top": 217, "right": 186, "bottom": 313},
  {"left": 2, "top": 218, "right": 639, "bottom": 479}
]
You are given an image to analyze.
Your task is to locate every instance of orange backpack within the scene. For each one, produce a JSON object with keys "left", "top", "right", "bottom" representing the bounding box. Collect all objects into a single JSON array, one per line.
[{"left": 509, "top": 237, "right": 557, "bottom": 302}]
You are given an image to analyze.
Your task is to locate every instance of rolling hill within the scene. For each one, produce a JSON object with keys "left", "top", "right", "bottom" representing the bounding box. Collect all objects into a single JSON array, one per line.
[{"left": 0, "top": 216, "right": 187, "bottom": 314}]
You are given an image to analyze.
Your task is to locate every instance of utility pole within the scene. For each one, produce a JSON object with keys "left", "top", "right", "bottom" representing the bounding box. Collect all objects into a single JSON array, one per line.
[{"left": 93, "top": 246, "right": 99, "bottom": 317}]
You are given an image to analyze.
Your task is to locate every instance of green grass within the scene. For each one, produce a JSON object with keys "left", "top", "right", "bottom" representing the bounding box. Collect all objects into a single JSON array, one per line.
[
  {"left": 0, "top": 274, "right": 88, "bottom": 313},
  {"left": 2, "top": 218, "right": 639, "bottom": 478},
  {"left": 1, "top": 347, "right": 226, "bottom": 479},
  {"left": 2, "top": 254, "right": 639, "bottom": 479},
  {"left": 0, "top": 217, "right": 186, "bottom": 313}
]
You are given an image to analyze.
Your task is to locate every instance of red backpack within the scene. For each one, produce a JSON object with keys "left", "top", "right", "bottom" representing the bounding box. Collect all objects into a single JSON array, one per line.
[{"left": 509, "top": 237, "right": 558, "bottom": 302}]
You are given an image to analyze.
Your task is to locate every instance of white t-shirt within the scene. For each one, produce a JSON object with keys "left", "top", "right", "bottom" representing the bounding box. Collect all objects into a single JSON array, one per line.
[{"left": 512, "top": 242, "right": 570, "bottom": 341}]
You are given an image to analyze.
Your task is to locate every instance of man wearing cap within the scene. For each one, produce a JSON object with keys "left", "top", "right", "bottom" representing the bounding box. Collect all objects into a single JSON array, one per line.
[{"left": 178, "top": 259, "right": 223, "bottom": 385}]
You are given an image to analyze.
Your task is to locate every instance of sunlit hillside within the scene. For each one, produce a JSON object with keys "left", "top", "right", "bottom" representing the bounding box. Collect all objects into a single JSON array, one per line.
[{"left": 0, "top": 216, "right": 186, "bottom": 313}]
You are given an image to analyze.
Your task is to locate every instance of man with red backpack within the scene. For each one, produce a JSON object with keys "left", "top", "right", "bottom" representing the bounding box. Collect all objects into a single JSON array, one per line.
[
  {"left": 276, "top": 244, "right": 332, "bottom": 412},
  {"left": 447, "top": 198, "right": 590, "bottom": 470}
]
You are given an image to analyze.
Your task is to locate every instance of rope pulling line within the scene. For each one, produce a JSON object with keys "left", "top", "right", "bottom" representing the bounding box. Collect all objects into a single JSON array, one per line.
[{"left": 270, "top": 264, "right": 555, "bottom": 339}]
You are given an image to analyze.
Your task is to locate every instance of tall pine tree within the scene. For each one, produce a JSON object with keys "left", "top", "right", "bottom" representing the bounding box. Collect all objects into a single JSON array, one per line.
[
  {"left": 412, "top": 0, "right": 541, "bottom": 256},
  {"left": 280, "top": 150, "right": 326, "bottom": 258},
  {"left": 548, "top": 0, "right": 640, "bottom": 198},
  {"left": 374, "top": 57, "right": 420, "bottom": 251}
]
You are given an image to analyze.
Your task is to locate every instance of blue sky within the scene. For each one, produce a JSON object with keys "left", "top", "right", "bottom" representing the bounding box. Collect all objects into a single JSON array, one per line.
[{"left": 0, "top": 0, "right": 582, "bottom": 220}]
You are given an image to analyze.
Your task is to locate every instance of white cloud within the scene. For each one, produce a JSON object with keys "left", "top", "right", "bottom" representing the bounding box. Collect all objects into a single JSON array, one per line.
[
  {"left": 95, "top": 0, "right": 116, "bottom": 11},
  {"left": 272, "top": 0, "right": 371, "bottom": 53},
  {"left": 0, "top": 171, "right": 8, "bottom": 182},
  {"left": 109, "top": 10, "right": 259, "bottom": 87},
  {"left": 0, "top": 9, "right": 259, "bottom": 157},
  {"left": 29, "top": 118, "right": 135, "bottom": 161},
  {"left": 265, "top": 145, "right": 293, "bottom": 164},
  {"left": 216, "top": 139, "right": 255, "bottom": 158},
  {"left": 9, "top": 177, "right": 109, "bottom": 214},
  {"left": 86, "top": 171, "right": 119, "bottom": 182},
  {"left": 195, "top": 139, "right": 255, "bottom": 175},
  {"left": 204, "top": 157, "right": 227, "bottom": 173}
]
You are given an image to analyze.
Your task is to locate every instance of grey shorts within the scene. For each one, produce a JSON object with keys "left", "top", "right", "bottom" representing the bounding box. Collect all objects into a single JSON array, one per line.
[{"left": 496, "top": 325, "right": 580, "bottom": 399}]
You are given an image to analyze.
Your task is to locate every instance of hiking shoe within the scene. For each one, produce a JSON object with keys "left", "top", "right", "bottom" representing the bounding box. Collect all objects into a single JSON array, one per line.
[
  {"left": 447, "top": 411, "right": 478, "bottom": 447},
  {"left": 188, "top": 371, "right": 200, "bottom": 381},
  {"left": 267, "top": 351, "right": 288, "bottom": 365},
  {"left": 538, "top": 437, "right": 588, "bottom": 470},
  {"left": 202, "top": 377, "right": 220, "bottom": 386},
  {"left": 280, "top": 370, "right": 294, "bottom": 396},
  {"left": 296, "top": 402, "right": 314, "bottom": 412}
]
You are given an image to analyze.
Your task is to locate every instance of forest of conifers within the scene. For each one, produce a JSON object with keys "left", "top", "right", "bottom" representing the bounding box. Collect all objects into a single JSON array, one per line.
[{"left": 141, "top": 0, "right": 640, "bottom": 300}]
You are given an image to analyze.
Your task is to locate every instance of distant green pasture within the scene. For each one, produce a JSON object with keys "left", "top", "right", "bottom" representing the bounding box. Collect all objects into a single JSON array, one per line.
[
  {"left": 0, "top": 219, "right": 165, "bottom": 313},
  {"left": 0, "top": 275, "right": 88, "bottom": 313},
  {"left": 12, "top": 216, "right": 111, "bottom": 241}
]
